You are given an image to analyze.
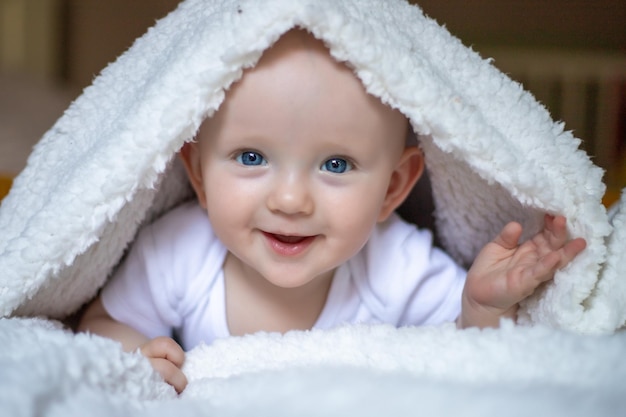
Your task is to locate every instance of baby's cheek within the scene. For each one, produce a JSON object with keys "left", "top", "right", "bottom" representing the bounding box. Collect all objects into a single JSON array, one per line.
[{"left": 332, "top": 209, "right": 377, "bottom": 247}]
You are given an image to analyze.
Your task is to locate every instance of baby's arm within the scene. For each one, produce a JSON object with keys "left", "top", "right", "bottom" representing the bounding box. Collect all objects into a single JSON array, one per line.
[
  {"left": 458, "top": 215, "right": 586, "bottom": 329},
  {"left": 78, "top": 297, "right": 188, "bottom": 393}
]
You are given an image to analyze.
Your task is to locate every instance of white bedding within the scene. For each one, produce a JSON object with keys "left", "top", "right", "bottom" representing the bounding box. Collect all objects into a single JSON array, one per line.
[
  {"left": 2, "top": 317, "right": 625, "bottom": 416},
  {"left": 1, "top": 0, "right": 625, "bottom": 415}
]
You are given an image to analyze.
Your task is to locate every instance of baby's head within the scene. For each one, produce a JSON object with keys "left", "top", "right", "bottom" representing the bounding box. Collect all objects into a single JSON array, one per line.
[{"left": 180, "top": 29, "right": 423, "bottom": 287}]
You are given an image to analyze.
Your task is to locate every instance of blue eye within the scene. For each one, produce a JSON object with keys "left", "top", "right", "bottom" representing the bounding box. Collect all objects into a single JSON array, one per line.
[
  {"left": 236, "top": 151, "right": 266, "bottom": 166},
  {"left": 321, "top": 158, "right": 352, "bottom": 174}
]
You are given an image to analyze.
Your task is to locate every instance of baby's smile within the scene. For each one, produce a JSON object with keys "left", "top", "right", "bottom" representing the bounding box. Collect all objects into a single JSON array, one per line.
[{"left": 262, "top": 231, "right": 317, "bottom": 256}]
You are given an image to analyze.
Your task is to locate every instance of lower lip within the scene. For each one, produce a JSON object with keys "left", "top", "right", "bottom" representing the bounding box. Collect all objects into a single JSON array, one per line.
[{"left": 262, "top": 232, "right": 316, "bottom": 257}]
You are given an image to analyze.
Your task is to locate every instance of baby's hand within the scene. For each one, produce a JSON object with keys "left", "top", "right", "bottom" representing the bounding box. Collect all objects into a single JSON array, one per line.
[
  {"left": 140, "top": 336, "right": 188, "bottom": 394},
  {"left": 459, "top": 215, "right": 586, "bottom": 329}
]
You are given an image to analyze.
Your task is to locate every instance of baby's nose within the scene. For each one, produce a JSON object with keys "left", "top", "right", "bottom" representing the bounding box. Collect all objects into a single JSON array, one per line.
[{"left": 266, "top": 175, "right": 314, "bottom": 216}]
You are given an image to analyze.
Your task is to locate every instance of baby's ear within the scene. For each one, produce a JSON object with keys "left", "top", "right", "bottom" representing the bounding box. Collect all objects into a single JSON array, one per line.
[
  {"left": 378, "top": 146, "right": 424, "bottom": 222},
  {"left": 179, "top": 141, "right": 208, "bottom": 208}
]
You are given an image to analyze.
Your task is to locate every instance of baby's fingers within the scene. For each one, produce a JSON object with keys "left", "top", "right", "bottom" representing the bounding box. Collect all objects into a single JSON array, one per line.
[
  {"left": 532, "top": 251, "right": 561, "bottom": 281},
  {"left": 494, "top": 222, "right": 523, "bottom": 250},
  {"left": 149, "top": 357, "right": 188, "bottom": 394},
  {"left": 528, "top": 236, "right": 586, "bottom": 281},
  {"left": 141, "top": 337, "right": 187, "bottom": 393},
  {"left": 557, "top": 237, "right": 587, "bottom": 269},
  {"left": 141, "top": 336, "right": 185, "bottom": 368},
  {"left": 543, "top": 215, "right": 570, "bottom": 248}
]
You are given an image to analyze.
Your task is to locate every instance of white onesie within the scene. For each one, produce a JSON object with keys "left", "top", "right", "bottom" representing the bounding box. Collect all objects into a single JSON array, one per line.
[{"left": 101, "top": 201, "right": 466, "bottom": 350}]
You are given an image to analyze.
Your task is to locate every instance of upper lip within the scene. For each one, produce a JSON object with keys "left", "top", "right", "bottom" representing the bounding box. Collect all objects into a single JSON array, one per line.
[
  {"left": 262, "top": 231, "right": 316, "bottom": 239},
  {"left": 262, "top": 228, "right": 313, "bottom": 236}
]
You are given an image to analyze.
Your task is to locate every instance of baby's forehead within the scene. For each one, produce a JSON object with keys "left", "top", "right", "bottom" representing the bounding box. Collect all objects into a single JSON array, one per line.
[
  {"left": 248, "top": 29, "right": 355, "bottom": 86},
  {"left": 259, "top": 29, "right": 338, "bottom": 67},
  {"left": 226, "top": 28, "right": 406, "bottom": 125},
  {"left": 195, "top": 28, "right": 410, "bottom": 150}
]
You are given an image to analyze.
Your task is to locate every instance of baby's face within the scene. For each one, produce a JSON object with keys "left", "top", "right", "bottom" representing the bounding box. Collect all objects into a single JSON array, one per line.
[{"left": 184, "top": 30, "right": 413, "bottom": 289}]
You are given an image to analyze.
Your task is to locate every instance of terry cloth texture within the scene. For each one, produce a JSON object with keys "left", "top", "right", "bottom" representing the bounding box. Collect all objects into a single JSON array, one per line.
[
  {"left": 1, "top": 1, "right": 625, "bottom": 415},
  {"left": 0, "top": 0, "right": 623, "bottom": 334},
  {"left": 2, "top": 317, "right": 626, "bottom": 416},
  {"left": 1, "top": 0, "right": 622, "bottom": 333}
]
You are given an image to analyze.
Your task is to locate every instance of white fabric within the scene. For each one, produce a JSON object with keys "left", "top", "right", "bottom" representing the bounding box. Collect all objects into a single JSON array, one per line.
[
  {"left": 0, "top": 0, "right": 622, "bottom": 333},
  {"left": 0, "top": 0, "right": 625, "bottom": 414},
  {"left": 102, "top": 201, "right": 465, "bottom": 349},
  {"left": 3, "top": 317, "right": 626, "bottom": 417}
]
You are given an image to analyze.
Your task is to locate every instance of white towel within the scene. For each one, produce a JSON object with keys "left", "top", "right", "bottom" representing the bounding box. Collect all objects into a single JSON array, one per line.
[
  {"left": 1, "top": 0, "right": 623, "bottom": 333},
  {"left": 1, "top": 1, "right": 625, "bottom": 415}
]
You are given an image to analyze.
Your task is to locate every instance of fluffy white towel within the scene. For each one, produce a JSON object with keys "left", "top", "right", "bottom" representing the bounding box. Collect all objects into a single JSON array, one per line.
[
  {"left": 1, "top": 317, "right": 625, "bottom": 416},
  {"left": 1, "top": 0, "right": 622, "bottom": 332},
  {"left": 0, "top": 0, "right": 624, "bottom": 415}
]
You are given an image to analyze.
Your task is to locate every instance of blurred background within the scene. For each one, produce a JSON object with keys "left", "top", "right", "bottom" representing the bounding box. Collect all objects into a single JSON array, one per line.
[{"left": 0, "top": 0, "right": 624, "bottom": 205}]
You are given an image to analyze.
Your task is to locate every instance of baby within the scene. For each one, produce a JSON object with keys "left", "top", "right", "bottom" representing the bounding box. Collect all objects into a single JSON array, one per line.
[{"left": 78, "top": 29, "right": 586, "bottom": 393}]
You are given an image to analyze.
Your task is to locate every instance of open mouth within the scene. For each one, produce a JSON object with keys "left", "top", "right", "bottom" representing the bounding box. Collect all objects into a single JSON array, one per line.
[
  {"left": 273, "top": 235, "right": 309, "bottom": 244},
  {"left": 262, "top": 232, "right": 316, "bottom": 256}
]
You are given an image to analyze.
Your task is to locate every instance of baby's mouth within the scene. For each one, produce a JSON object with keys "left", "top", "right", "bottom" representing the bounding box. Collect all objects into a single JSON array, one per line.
[
  {"left": 262, "top": 232, "right": 316, "bottom": 256},
  {"left": 273, "top": 234, "right": 309, "bottom": 244}
]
